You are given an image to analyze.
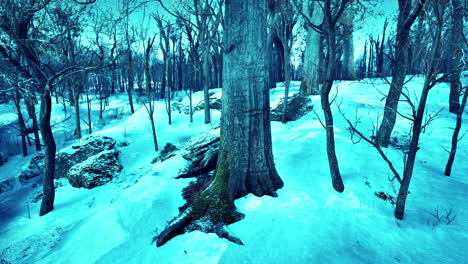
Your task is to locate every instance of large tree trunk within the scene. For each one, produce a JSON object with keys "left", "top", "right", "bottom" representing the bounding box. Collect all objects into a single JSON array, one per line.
[
  {"left": 156, "top": 0, "right": 283, "bottom": 247},
  {"left": 448, "top": 0, "right": 463, "bottom": 114},
  {"left": 300, "top": 1, "right": 323, "bottom": 95},
  {"left": 341, "top": 7, "right": 356, "bottom": 80},
  {"left": 377, "top": 0, "right": 424, "bottom": 147},
  {"left": 39, "top": 87, "right": 56, "bottom": 216}
]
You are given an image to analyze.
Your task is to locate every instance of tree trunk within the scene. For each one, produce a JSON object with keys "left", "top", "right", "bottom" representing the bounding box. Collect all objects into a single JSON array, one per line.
[
  {"left": 127, "top": 50, "right": 135, "bottom": 114},
  {"left": 149, "top": 115, "right": 159, "bottom": 151},
  {"left": 342, "top": 7, "right": 356, "bottom": 80},
  {"left": 300, "top": 1, "right": 323, "bottom": 95},
  {"left": 448, "top": 0, "right": 463, "bottom": 114},
  {"left": 73, "top": 88, "right": 81, "bottom": 139},
  {"left": 202, "top": 45, "right": 211, "bottom": 124},
  {"left": 395, "top": 6, "right": 441, "bottom": 219},
  {"left": 445, "top": 83, "right": 467, "bottom": 176},
  {"left": 377, "top": 0, "right": 424, "bottom": 147},
  {"left": 25, "top": 95, "right": 41, "bottom": 151},
  {"left": 156, "top": 0, "right": 283, "bottom": 247},
  {"left": 39, "top": 87, "right": 56, "bottom": 216},
  {"left": 13, "top": 91, "right": 28, "bottom": 156},
  {"left": 281, "top": 47, "right": 291, "bottom": 123},
  {"left": 321, "top": 20, "right": 344, "bottom": 193}
]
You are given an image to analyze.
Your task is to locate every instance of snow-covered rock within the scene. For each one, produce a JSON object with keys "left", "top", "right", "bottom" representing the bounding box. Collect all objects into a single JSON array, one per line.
[
  {"left": 152, "top": 143, "right": 178, "bottom": 164},
  {"left": 55, "top": 136, "right": 116, "bottom": 179},
  {"left": 177, "top": 129, "right": 220, "bottom": 178},
  {"left": 67, "top": 149, "right": 122, "bottom": 189},
  {"left": 0, "top": 177, "right": 15, "bottom": 194},
  {"left": 18, "top": 153, "right": 44, "bottom": 184},
  {"left": 270, "top": 93, "right": 314, "bottom": 122}
]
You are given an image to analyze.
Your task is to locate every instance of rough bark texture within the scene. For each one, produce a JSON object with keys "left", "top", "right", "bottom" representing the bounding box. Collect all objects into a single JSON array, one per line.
[
  {"left": 156, "top": 0, "right": 283, "bottom": 247},
  {"left": 341, "top": 7, "right": 356, "bottom": 80},
  {"left": 300, "top": 1, "right": 323, "bottom": 95},
  {"left": 448, "top": 0, "right": 463, "bottom": 114},
  {"left": 376, "top": 0, "right": 425, "bottom": 147},
  {"left": 39, "top": 87, "right": 56, "bottom": 216}
]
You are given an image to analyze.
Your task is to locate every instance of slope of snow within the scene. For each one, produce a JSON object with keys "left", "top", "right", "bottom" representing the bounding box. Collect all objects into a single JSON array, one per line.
[{"left": 0, "top": 77, "right": 467, "bottom": 264}]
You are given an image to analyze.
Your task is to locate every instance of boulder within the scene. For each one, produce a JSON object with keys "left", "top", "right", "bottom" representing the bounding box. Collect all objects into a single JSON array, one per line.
[
  {"left": 270, "top": 93, "right": 314, "bottom": 122},
  {"left": 0, "top": 177, "right": 15, "bottom": 194},
  {"left": 67, "top": 150, "right": 122, "bottom": 189},
  {"left": 177, "top": 129, "right": 220, "bottom": 179},
  {"left": 173, "top": 96, "right": 222, "bottom": 115},
  {"left": 152, "top": 143, "right": 178, "bottom": 164},
  {"left": 194, "top": 97, "right": 222, "bottom": 112},
  {"left": 55, "top": 136, "right": 116, "bottom": 179},
  {"left": 19, "top": 153, "right": 45, "bottom": 184}
]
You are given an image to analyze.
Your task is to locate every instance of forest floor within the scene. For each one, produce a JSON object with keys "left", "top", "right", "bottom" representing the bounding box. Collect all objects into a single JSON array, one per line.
[{"left": 0, "top": 75, "right": 467, "bottom": 264}]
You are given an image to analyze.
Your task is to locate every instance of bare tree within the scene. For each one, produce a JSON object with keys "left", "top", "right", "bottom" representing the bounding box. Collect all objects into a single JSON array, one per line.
[
  {"left": 376, "top": 0, "right": 426, "bottom": 147},
  {"left": 271, "top": 0, "right": 299, "bottom": 123},
  {"left": 445, "top": 84, "right": 467, "bottom": 176}
]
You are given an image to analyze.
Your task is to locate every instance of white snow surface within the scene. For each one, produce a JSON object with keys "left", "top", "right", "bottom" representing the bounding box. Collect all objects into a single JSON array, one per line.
[{"left": 0, "top": 77, "right": 467, "bottom": 264}]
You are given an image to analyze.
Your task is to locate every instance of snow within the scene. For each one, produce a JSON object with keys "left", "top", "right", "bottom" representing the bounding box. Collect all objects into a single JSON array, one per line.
[{"left": 0, "top": 75, "right": 467, "bottom": 264}]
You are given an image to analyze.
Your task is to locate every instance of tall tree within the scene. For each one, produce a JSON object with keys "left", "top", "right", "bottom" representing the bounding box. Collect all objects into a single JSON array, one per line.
[
  {"left": 447, "top": 0, "right": 463, "bottom": 114},
  {"left": 271, "top": 0, "right": 299, "bottom": 123},
  {"left": 156, "top": 0, "right": 283, "bottom": 247},
  {"left": 300, "top": 1, "right": 324, "bottom": 95},
  {"left": 376, "top": 0, "right": 426, "bottom": 147},
  {"left": 341, "top": 4, "right": 356, "bottom": 80}
]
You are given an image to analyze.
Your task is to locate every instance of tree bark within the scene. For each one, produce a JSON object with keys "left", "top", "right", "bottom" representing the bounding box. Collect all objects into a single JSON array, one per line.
[
  {"left": 39, "top": 87, "right": 56, "bottom": 216},
  {"left": 448, "top": 0, "right": 463, "bottom": 114},
  {"left": 395, "top": 4, "right": 441, "bottom": 219},
  {"left": 445, "top": 83, "right": 467, "bottom": 176},
  {"left": 156, "top": 0, "right": 283, "bottom": 247},
  {"left": 377, "top": 0, "right": 425, "bottom": 147},
  {"left": 341, "top": 7, "right": 356, "bottom": 80}
]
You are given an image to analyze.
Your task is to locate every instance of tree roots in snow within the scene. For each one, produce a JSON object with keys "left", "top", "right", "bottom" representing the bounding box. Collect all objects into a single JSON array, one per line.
[{"left": 156, "top": 207, "right": 245, "bottom": 247}]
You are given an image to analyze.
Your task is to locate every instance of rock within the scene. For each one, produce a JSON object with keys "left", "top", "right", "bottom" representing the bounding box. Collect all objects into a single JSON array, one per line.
[
  {"left": 174, "top": 96, "right": 223, "bottom": 115},
  {"left": 67, "top": 150, "right": 122, "bottom": 189},
  {"left": 177, "top": 129, "right": 220, "bottom": 179},
  {"left": 0, "top": 177, "right": 16, "bottom": 194},
  {"left": 152, "top": 143, "right": 178, "bottom": 164},
  {"left": 55, "top": 136, "right": 116, "bottom": 179},
  {"left": 194, "top": 97, "right": 222, "bottom": 112},
  {"left": 19, "top": 153, "right": 45, "bottom": 184},
  {"left": 270, "top": 93, "right": 314, "bottom": 122}
]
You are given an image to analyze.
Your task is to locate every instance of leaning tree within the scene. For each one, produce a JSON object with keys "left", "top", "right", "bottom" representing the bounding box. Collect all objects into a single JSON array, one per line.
[{"left": 156, "top": 0, "right": 284, "bottom": 246}]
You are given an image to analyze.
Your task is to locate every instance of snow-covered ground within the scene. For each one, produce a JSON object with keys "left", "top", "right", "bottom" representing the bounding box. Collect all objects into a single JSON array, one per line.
[{"left": 0, "top": 76, "right": 467, "bottom": 264}]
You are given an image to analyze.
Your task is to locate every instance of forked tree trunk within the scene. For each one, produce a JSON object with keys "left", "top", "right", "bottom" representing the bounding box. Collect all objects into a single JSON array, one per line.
[
  {"left": 321, "top": 13, "right": 344, "bottom": 193},
  {"left": 377, "top": 0, "right": 425, "bottom": 147},
  {"left": 156, "top": 0, "right": 283, "bottom": 247},
  {"left": 39, "top": 87, "right": 56, "bottom": 216},
  {"left": 395, "top": 5, "right": 442, "bottom": 220}
]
